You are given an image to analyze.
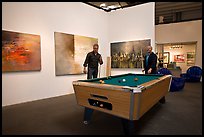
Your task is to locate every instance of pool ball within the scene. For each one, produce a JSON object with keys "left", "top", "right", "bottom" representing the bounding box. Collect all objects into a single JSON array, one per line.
[
  {"left": 99, "top": 80, "right": 105, "bottom": 84},
  {"left": 118, "top": 80, "right": 121, "bottom": 83},
  {"left": 134, "top": 78, "right": 138, "bottom": 81},
  {"left": 122, "top": 79, "right": 126, "bottom": 82}
]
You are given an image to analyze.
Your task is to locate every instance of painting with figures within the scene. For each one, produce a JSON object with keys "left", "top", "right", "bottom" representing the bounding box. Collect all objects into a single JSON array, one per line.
[{"left": 111, "top": 39, "right": 150, "bottom": 68}]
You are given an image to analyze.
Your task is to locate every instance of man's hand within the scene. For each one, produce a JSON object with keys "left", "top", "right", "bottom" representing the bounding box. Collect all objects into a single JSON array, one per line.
[
  {"left": 83, "top": 67, "right": 87, "bottom": 74},
  {"left": 148, "top": 68, "right": 152, "bottom": 74},
  {"left": 99, "top": 56, "right": 103, "bottom": 65}
]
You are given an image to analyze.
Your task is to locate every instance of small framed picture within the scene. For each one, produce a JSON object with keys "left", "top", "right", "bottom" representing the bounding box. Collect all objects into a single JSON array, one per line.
[
  {"left": 187, "top": 52, "right": 195, "bottom": 66},
  {"left": 163, "top": 52, "right": 170, "bottom": 64}
]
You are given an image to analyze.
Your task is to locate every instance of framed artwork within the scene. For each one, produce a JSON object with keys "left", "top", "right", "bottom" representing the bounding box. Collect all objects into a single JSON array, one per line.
[
  {"left": 174, "top": 54, "right": 185, "bottom": 63},
  {"left": 163, "top": 52, "right": 170, "bottom": 64},
  {"left": 2, "top": 30, "right": 41, "bottom": 72},
  {"left": 187, "top": 52, "right": 195, "bottom": 66},
  {"left": 54, "top": 32, "right": 98, "bottom": 76},
  {"left": 111, "top": 39, "right": 150, "bottom": 68}
]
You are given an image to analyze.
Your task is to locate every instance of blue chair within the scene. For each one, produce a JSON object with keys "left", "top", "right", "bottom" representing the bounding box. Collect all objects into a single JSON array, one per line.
[
  {"left": 158, "top": 68, "right": 172, "bottom": 75},
  {"left": 180, "top": 66, "right": 202, "bottom": 82},
  {"left": 157, "top": 68, "right": 185, "bottom": 92},
  {"left": 170, "top": 77, "right": 185, "bottom": 92}
]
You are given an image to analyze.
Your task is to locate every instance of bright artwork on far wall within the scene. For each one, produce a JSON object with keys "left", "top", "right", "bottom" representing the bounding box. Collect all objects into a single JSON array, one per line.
[
  {"left": 54, "top": 32, "right": 98, "bottom": 76},
  {"left": 174, "top": 54, "right": 185, "bottom": 63},
  {"left": 2, "top": 30, "right": 41, "bottom": 72}
]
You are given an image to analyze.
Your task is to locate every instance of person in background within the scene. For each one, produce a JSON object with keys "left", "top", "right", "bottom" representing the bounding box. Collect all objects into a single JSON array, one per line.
[
  {"left": 143, "top": 45, "right": 158, "bottom": 74},
  {"left": 158, "top": 57, "right": 164, "bottom": 68},
  {"left": 82, "top": 43, "right": 103, "bottom": 124}
]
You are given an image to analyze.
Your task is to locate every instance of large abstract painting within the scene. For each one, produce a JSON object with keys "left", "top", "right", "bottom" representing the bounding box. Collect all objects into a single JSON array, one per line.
[
  {"left": 111, "top": 39, "right": 151, "bottom": 68},
  {"left": 54, "top": 32, "right": 98, "bottom": 75},
  {"left": 2, "top": 30, "right": 41, "bottom": 72}
]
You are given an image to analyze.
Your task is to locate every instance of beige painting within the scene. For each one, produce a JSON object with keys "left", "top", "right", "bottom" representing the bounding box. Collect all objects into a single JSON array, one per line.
[{"left": 54, "top": 32, "right": 98, "bottom": 75}]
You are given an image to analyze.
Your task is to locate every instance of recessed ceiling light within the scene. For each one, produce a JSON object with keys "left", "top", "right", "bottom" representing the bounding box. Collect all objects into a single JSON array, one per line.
[
  {"left": 108, "top": 5, "right": 117, "bottom": 9},
  {"left": 100, "top": 3, "right": 106, "bottom": 7}
]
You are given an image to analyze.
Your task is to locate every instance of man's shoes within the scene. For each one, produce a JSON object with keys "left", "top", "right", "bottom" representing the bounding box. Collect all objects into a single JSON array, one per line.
[{"left": 83, "top": 120, "right": 90, "bottom": 124}]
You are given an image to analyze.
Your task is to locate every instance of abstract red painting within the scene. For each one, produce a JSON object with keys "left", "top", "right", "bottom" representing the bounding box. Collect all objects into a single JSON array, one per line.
[{"left": 2, "top": 30, "right": 41, "bottom": 72}]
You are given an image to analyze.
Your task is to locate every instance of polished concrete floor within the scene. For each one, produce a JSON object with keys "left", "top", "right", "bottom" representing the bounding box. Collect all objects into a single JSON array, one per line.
[{"left": 2, "top": 82, "right": 202, "bottom": 135}]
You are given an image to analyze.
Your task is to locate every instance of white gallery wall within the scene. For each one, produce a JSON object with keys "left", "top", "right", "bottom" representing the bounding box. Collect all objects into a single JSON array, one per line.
[
  {"left": 2, "top": 2, "right": 155, "bottom": 106},
  {"left": 2, "top": 2, "right": 109, "bottom": 106},
  {"left": 155, "top": 20, "right": 202, "bottom": 72},
  {"left": 108, "top": 2, "right": 155, "bottom": 75}
]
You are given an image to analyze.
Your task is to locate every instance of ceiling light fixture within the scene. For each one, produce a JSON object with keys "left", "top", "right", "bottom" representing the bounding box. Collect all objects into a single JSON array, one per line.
[
  {"left": 108, "top": 5, "right": 117, "bottom": 9},
  {"left": 99, "top": 3, "right": 106, "bottom": 7}
]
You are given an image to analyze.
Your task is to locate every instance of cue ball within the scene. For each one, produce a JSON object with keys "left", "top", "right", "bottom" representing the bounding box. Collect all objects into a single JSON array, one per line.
[
  {"left": 122, "top": 79, "right": 126, "bottom": 82},
  {"left": 134, "top": 78, "right": 138, "bottom": 81}
]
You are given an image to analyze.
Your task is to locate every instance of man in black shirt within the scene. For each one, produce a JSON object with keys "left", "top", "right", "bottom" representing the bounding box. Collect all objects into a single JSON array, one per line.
[
  {"left": 143, "top": 45, "right": 158, "bottom": 74},
  {"left": 82, "top": 43, "right": 103, "bottom": 124},
  {"left": 83, "top": 44, "right": 103, "bottom": 79}
]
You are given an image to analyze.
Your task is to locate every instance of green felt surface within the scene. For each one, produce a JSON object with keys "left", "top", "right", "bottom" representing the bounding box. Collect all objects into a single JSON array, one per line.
[{"left": 80, "top": 73, "right": 163, "bottom": 87}]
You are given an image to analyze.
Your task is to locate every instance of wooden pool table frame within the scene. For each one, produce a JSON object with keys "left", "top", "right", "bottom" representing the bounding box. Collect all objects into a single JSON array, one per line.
[{"left": 73, "top": 73, "right": 172, "bottom": 121}]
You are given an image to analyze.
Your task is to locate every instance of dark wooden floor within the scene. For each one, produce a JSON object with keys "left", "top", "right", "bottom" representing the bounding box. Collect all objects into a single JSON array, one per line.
[{"left": 2, "top": 82, "right": 202, "bottom": 135}]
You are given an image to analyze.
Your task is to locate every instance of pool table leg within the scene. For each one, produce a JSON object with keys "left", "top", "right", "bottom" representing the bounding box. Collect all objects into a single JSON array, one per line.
[
  {"left": 159, "top": 96, "right": 166, "bottom": 104},
  {"left": 83, "top": 107, "right": 94, "bottom": 124},
  {"left": 121, "top": 119, "right": 135, "bottom": 135}
]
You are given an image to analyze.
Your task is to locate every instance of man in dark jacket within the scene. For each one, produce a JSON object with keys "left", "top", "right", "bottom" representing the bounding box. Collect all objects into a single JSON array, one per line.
[
  {"left": 82, "top": 43, "right": 103, "bottom": 124},
  {"left": 83, "top": 43, "right": 103, "bottom": 79},
  {"left": 143, "top": 46, "right": 158, "bottom": 74}
]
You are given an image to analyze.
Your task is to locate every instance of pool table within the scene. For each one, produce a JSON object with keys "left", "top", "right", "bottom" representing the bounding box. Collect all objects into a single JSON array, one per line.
[{"left": 72, "top": 73, "right": 172, "bottom": 134}]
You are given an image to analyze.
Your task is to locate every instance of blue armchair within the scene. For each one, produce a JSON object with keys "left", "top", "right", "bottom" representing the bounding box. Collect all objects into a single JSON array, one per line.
[
  {"left": 180, "top": 66, "right": 202, "bottom": 82},
  {"left": 157, "top": 68, "right": 172, "bottom": 75},
  {"left": 158, "top": 68, "right": 185, "bottom": 92}
]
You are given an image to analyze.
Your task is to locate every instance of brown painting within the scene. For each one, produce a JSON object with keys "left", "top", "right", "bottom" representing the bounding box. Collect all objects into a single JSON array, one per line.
[
  {"left": 2, "top": 30, "right": 41, "bottom": 72},
  {"left": 54, "top": 32, "right": 98, "bottom": 75}
]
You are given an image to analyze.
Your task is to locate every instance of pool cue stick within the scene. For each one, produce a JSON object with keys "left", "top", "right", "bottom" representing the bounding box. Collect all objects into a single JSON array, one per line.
[
  {"left": 99, "top": 65, "right": 101, "bottom": 78},
  {"left": 106, "top": 56, "right": 111, "bottom": 77},
  {"left": 141, "top": 48, "right": 145, "bottom": 74}
]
